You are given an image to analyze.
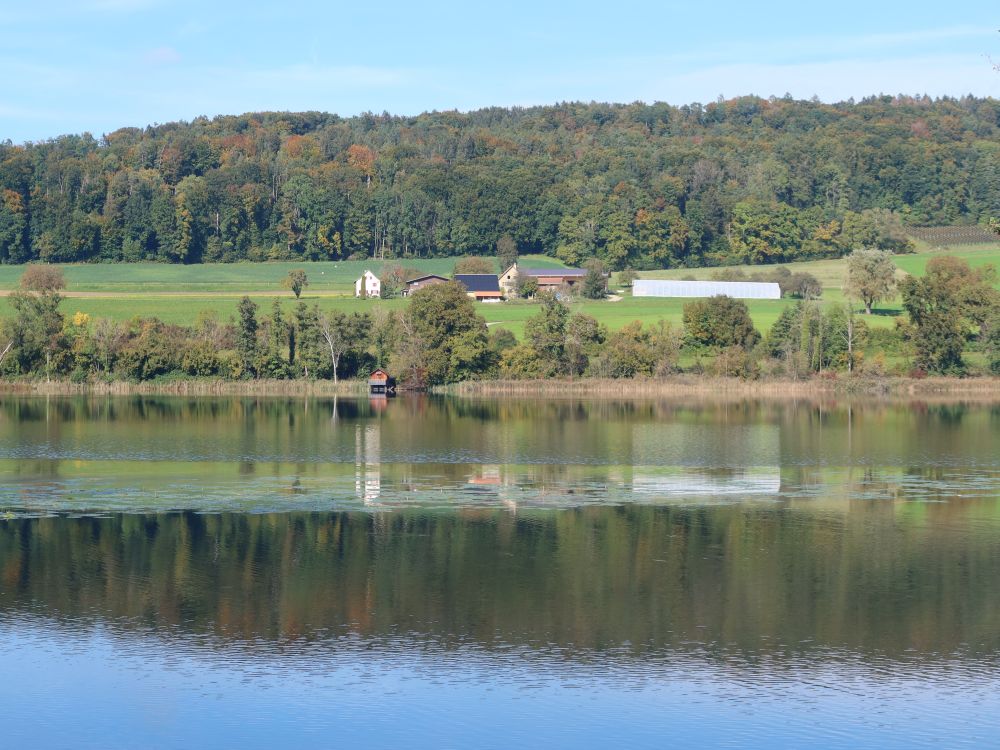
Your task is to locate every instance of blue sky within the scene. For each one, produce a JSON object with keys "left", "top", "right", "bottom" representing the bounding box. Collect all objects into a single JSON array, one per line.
[{"left": 2, "top": 0, "right": 999, "bottom": 143}]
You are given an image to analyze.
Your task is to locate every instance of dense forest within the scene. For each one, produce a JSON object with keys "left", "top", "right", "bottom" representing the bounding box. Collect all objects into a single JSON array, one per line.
[{"left": 1, "top": 96, "right": 998, "bottom": 269}]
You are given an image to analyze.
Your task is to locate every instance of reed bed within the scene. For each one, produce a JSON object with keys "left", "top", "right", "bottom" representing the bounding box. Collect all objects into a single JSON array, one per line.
[
  {"left": 3, "top": 375, "right": 1000, "bottom": 401},
  {"left": 439, "top": 376, "right": 1000, "bottom": 401},
  {"left": 0, "top": 379, "right": 368, "bottom": 397}
]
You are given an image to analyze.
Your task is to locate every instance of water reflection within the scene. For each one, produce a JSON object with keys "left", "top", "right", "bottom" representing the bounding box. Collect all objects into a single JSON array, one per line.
[
  {"left": 3, "top": 396, "right": 1000, "bottom": 747},
  {"left": 3, "top": 506, "right": 999, "bottom": 658},
  {"left": 3, "top": 395, "right": 1000, "bottom": 512}
]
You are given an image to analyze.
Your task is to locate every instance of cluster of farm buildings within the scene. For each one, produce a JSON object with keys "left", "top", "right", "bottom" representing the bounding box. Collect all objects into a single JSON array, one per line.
[
  {"left": 356, "top": 264, "right": 782, "bottom": 302},
  {"left": 355, "top": 263, "right": 590, "bottom": 302}
]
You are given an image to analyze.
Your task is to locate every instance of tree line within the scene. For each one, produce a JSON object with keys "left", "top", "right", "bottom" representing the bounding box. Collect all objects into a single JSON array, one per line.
[
  {"left": 3, "top": 254, "right": 999, "bottom": 385},
  {"left": 1, "top": 96, "right": 998, "bottom": 269}
]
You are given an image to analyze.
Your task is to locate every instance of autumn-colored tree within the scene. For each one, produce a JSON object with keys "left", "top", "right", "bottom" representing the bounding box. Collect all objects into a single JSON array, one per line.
[
  {"left": 19, "top": 264, "right": 66, "bottom": 295},
  {"left": 282, "top": 269, "right": 308, "bottom": 298}
]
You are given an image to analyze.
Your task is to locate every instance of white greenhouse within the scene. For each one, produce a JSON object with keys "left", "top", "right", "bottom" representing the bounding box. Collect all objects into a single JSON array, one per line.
[{"left": 632, "top": 279, "right": 781, "bottom": 300}]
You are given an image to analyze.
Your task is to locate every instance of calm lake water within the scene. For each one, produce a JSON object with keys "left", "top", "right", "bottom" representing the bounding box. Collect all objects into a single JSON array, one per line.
[{"left": 1, "top": 396, "right": 1000, "bottom": 748}]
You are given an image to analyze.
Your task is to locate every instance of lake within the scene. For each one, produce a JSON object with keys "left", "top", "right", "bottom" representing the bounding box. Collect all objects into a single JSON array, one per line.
[{"left": 1, "top": 395, "right": 999, "bottom": 748}]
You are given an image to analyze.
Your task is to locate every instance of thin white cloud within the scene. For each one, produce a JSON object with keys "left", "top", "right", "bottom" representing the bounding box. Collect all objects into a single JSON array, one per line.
[
  {"left": 241, "top": 64, "right": 415, "bottom": 89},
  {"left": 143, "top": 46, "right": 182, "bottom": 65},
  {"left": 647, "top": 54, "right": 1000, "bottom": 105},
  {"left": 577, "top": 25, "right": 1000, "bottom": 72},
  {"left": 87, "top": 0, "right": 160, "bottom": 11},
  {"left": 0, "top": 104, "right": 66, "bottom": 120}
]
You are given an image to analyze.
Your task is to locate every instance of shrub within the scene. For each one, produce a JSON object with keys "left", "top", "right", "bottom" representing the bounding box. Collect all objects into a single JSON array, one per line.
[
  {"left": 683, "top": 295, "right": 761, "bottom": 350},
  {"left": 712, "top": 346, "right": 759, "bottom": 379}
]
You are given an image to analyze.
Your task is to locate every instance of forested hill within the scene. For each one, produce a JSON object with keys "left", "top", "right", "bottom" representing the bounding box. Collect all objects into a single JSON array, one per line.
[{"left": 1, "top": 96, "right": 999, "bottom": 269}]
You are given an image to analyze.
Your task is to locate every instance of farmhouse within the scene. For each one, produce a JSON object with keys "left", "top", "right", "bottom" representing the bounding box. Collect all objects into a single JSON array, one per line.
[
  {"left": 453, "top": 274, "right": 503, "bottom": 302},
  {"left": 403, "top": 274, "right": 449, "bottom": 296},
  {"left": 499, "top": 263, "right": 588, "bottom": 296},
  {"left": 354, "top": 270, "right": 381, "bottom": 298},
  {"left": 632, "top": 279, "right": 781, "bottom": 300}
]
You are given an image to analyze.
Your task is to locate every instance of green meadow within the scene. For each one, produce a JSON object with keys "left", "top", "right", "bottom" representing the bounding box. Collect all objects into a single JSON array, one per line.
[
  {"left": 0, "top": 255, "right": 566, "bottom": 294},
  {"left": 636, "top": 241, "right": 1000, "bottom": 296},
  {"left": 628, "top": 241, "right": 1000, "bottom": 322},
  {"left": 0, "top": 244, "right": 995, "bottom": 336},
  {"left": 482, "top": 297, "right": 838, "bottom": 339},
  {"left": 0, "top": 286, "right": 804, "bottom": 337}
]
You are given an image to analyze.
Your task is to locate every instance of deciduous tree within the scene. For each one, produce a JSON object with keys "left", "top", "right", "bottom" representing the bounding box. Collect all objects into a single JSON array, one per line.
[
  {"left": 683, "top": 296, "right": 761, "bottom": 350},
  {"left": 900, "top": 257, "right": 999, "bottom": 374},
  {"left": 845, "top": 249, "right": 897, "bottom": 314},
  {"left": 282, "top": 269, "right": 308, "bottom": 298}
]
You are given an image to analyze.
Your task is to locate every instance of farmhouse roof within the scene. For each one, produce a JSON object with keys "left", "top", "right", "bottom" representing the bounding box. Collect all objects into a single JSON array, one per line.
[
  {"left": 519, "top": 267, "right": 587, "bottom": 277},
  {"left": 404, "top": 274, "right": 449, "bottom": 284},
  {"left": 453, "top": 274, "right": 501, "bottom": 292}
]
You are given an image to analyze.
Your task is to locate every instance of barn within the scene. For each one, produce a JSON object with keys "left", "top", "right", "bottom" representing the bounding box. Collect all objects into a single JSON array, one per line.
[
  {"left": 453, "top": 274, "right": 503, "bottom": 302},
  {"left": 632, "top": 280, "right": 781, "bottom": 300},
  {"left": 402, "top": 274, "right": 449, "bottom": 296}
]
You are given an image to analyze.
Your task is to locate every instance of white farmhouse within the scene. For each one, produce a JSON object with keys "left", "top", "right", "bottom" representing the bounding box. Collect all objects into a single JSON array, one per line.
[{"left": 355, "top": 270, "right": 381, "bottom": 298}]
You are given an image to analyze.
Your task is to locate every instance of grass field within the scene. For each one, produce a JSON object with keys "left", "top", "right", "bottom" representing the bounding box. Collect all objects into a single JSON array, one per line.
[
  {"left": 477, "top": 297, "right": 883, "bottom": 338},
  {"left": 0, "top": 255, "right": 566, "bottom": 294},
  {"left": 0, "top": 243, "right": 995, "bottom": 336},
  {"left": 630, "top": 241, "right": 1000, "bottom": 318},
  {"left": 6, "top": 293, "right": 900, "bottom": 339},
  {"left": 635, "top": 242, "right": 1000, "bottom": 295}
]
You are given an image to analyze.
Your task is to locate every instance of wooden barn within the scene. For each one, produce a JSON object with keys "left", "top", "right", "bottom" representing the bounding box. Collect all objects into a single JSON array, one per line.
[
  {"left": 368, "top": 368, "right": 396, "bottom": 397},
  {"left": 402, "top": 274, "right": 449, "bottom": 296}
]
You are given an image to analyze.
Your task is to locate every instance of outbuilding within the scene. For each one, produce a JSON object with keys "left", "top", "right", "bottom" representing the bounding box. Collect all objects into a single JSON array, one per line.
[
  {"left": 453, "top": 274, "right": 503, "bottom": 302},
  {"left": 632, "top": 279, "right": 781, "bottom": 300},
  {"left": 368, "top": 368, "right": 396, "bottom": 397},
  {"left": 403, "top": 274, "right": 449, "bottom": 296}
]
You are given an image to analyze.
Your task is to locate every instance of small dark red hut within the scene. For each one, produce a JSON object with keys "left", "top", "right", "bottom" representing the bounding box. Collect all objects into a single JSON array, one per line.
[{"left": 368, "top": 368, "right": 396, "bottom": 397}]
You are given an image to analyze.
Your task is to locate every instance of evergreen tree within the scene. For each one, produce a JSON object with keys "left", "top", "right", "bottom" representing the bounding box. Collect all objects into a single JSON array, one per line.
[{"left": 236, "top": 296, "right": 258, "bottom": 378}]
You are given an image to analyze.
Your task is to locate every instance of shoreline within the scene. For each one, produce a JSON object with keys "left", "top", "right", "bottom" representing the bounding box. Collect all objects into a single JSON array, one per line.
[
  {"left": 0, "top": 379, "right": 369, "bottom": 397},
  {"left": 2, "top": 375, "right": 1000, "bottom": 400},
  {"left": 437, "top": 375, "right": 1000, "bottom": 401}
]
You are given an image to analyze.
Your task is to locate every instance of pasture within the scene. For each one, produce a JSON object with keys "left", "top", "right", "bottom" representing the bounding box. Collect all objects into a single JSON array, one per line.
[
  {"left": 632, "top": 242, "right": 1000, "bottom": 296},
  {"left": 0, "top": 243, "right": 995, "bottom": 336},
  {"left": 0, "top": 255, "right": 565, "bottom": 294}
]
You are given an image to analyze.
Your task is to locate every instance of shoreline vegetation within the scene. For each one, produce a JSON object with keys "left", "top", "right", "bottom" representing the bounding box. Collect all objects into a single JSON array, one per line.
[
  {"left": 2, "top": 236, "right": 999, "bottom": 391},
  {"left": 4, "top": 375, "right": 1000, "bottom": 401}
]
